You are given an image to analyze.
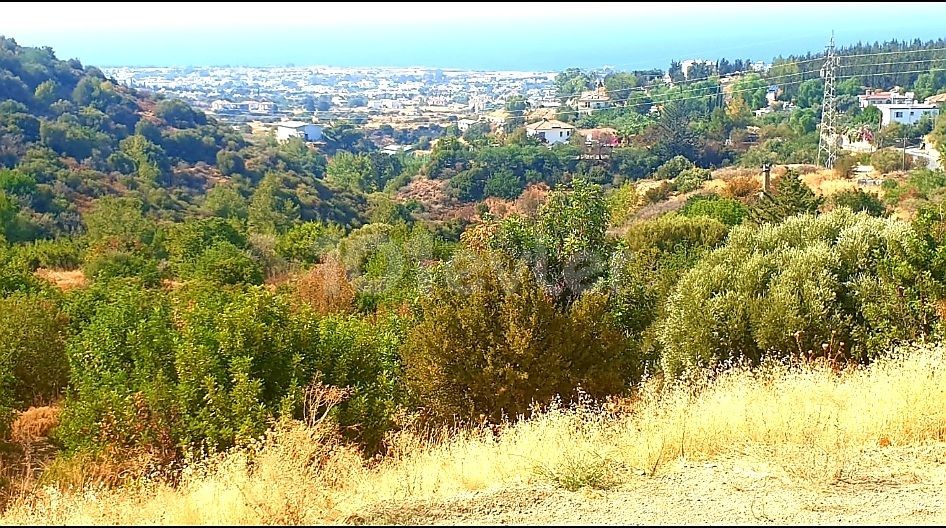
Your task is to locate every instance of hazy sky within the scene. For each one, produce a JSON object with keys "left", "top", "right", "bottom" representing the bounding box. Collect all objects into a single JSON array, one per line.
[{"left": 3, "top": 2, "right": 946, "bottom": 70}]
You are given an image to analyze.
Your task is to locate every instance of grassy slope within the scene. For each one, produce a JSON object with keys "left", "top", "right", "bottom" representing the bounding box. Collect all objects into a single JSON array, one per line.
[{"left": 5, "top": 344, "right": 946, "bottom": 524}]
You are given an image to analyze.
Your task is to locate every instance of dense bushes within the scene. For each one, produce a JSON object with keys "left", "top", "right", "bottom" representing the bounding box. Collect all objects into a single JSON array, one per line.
[
  {"left": 56, "top": 282, "right": 405, "bottom": 455},
  {"left": 659, "top": 209, "right": 942, "bottom": 378}
]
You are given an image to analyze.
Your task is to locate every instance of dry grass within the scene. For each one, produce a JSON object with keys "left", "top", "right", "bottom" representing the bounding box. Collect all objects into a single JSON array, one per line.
[
  {"left": 33, "top": 269, "right": 86, "bottom": 291},
  {"left": 6, "top": 344, "right": 946, "bottom": 524}
]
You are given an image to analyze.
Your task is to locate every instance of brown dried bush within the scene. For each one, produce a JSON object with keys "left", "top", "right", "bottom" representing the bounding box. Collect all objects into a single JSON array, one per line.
[
  {"left": 290, "top": 256, "right": 355, "bottom": 315},
  {"left": 720, "top": 175, "right": 761, "bottom": 201}
]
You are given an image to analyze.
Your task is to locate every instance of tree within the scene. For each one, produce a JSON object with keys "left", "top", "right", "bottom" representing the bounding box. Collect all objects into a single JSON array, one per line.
[
  {"left": 932, "top": 112, "right": 946, "bottom": 160},
  {"left": 402, "top": 250, "right": 630, "bottom": 424},
  {"left": 82, "top": 196, "right": 155, "bottom": 250},
  {"left": 326, "top": 151, "right": 373, "bottom": 192},
  {"left": 731, "top": 73, "right": 768, "bottom": 110},
  {"left": 504, "top": 95, "right": 528, "bottom": 131},
  {"left": 534, "top": 178, "right": 609, "bottom": 307},
  {"left": 654, "top": 155, "right": 694, "bottom": 180},
  {"left": 749, "top": 169, "right": 823, "bottom": 224},
  {"left": 216, "top": 150, "right": 245, "bottom": 176},
  {"left": 276, "top": 221, "right": 344, "bottom": 264},
  {"left": 796, "top": 79, "right": 824, "bottom": 109},
  {"left": 604, "top": 72, "right": 637, "bottom": 96},
  {"left": 203, "top": 184, "right": 249, "bottom": 220},
  {"left": 154, "top": 98, "right": 206, "bottom": 128},
  {"left": 248, "top": 172, "right": 301, "bottom": 235}
]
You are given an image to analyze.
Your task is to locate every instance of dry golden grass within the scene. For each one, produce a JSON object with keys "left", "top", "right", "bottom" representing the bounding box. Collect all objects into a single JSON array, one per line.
[
  {"left": 33, "top": 269, "right": 86, "bottom": 291},
  {"left": 7, "top": 344, "right": 946, "bottom": 524}
]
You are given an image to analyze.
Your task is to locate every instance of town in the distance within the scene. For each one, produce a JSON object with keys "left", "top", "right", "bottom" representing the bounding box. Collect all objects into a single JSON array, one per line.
[{"left": 103, "top": 55, "right": 943, "bottom": 170}]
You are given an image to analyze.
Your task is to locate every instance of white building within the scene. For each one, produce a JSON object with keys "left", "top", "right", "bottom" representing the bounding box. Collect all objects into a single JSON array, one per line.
[
  {"left": 858, "top": 89, "right": 916, "bottom": 109},
  {"left": 576, "top": 86, "right": 610, "bottom": 115},
  {"left": 457, "top": 118, "right": 478, "bottom": 132},
  {"left": 875, "top": 103, "right": 939, "bottom": 126},
  {"left": 525, "top": 119, "right": 576, "bottom": 145},
  {"left": 275, "top": 121, "right": 323, "bottom": 142}
]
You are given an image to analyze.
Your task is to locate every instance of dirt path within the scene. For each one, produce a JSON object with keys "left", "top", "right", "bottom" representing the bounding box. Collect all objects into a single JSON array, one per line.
[{"left": 351, "top": 445, "right": 946, "bottom": 525}]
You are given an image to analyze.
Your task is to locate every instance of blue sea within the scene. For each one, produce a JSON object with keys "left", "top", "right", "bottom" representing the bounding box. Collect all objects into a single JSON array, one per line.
[{"left": 7, "top": 6, "right": 946, "bottom": 71}]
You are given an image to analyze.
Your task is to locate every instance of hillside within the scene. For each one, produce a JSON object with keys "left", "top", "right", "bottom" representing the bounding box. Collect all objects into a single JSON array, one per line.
[
  {"left": 0, "top": 35, "right": 367, "bottom": 243},
  {"left": 2, "top": 32, "right": 946, "bottom": 527},
  {"left": 4, "top": 344, "right": 946, "bottom": 524}
]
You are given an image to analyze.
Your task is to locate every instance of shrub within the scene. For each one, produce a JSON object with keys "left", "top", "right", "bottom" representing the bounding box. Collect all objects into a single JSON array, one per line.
[
  {"left": 288, "top": 256, "right": 355, "bottom": 315},
  {"left": 870, "top": 148, "right": 911, "bottom": 174},
  {"left": 402, "top": 251, "right": 631, "bottom": 424},
  {"left": 189, "top": 241, "right": 263, "bottom": 285},
  {"left": 674, "top": 167, "right": 712, "bottom": 193},
  {"left": 680, "top": 194, "right": 749, "bottom": 226},
  {"left": 658, "top": 209, "right": 943, "bottom": 378},
  {"left": 275, "top": 222, "right": 344, "bottom": 265},
  {"left": 654, "top": 155, "right": 694, "bottom": 180},
  {"left": 605, "top": 181, "right": 639, "bottom": 227},
  {"left": 164, "top": 217, "right": 247, "bottom": 272},
  {"left": 623, "top": 213, "right": 729, "bottom": 255},
  {"left": 642, "top": 181, "right": 673, "bottom": 204},
  {"left": 0, "top": 294, "right": 70, "bottom": 435},
  {"left": 833, "top": 153, "right": 859, "bottom": 178},
  {"left": 81, "top": 248, "right": 162, "bottom": 288},
  {"left": 15, "top": 238, "right": 82, "bottom": 270},
  {"left": 829, "top": 188, "right": 887, "bottom": 217},
  {"left": 720, "top": 175, "right": 761, "bottom": 201}
]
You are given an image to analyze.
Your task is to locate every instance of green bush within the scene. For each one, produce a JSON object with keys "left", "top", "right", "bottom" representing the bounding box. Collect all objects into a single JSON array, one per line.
[
  {"left": 82, "top": 248, "right": 163, "bottom": 287},
  {"left": 658, "top": 208, "right": 942, "bottom": 378},
  {"left": 680, "top": 194, "right": 749, "bottom": 226},
  {"left": 829, "top": 188, "right": 887, "bottom": 217},
  {"left": 59, "top": 283, "right": 405, "bottom": 455},
  {"left": 654, "top": 155, "right": 694, "bottom": 180},
  {"left": 57, "top": 285, "right": 177, "bottom": 453},
  {"left": 189, "top": 241, "right": 263, "bottom": 285},
  {"left": 674, "top": 167, "right": 712, "bottom": 193},
  {"left": 623, "top": 213, "right": 729, "bottom": 255},
  {"left": 275, "top": 222, "right": 344, "bottom": 265},
  {"left": 402, "top": 251, "right": 631, "bottom": 424},
  {"left": 15, "top": 238, "right": 83, "bottom": 270},
  {"left": 870, "top": 148, "right": 909, "bottom": 174},
  {"left": 0, "top": 294, "right": 70, "bottom": 435}
]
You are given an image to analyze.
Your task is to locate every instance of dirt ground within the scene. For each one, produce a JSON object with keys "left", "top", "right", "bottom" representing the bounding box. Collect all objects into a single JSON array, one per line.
[{"left": 351, "top": 445, "right": 946, "bottom": 525}]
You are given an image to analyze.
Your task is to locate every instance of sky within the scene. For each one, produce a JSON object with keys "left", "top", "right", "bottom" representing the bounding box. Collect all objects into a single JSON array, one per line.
[{"left": 2, "top": 2, "right": 946, "bottom": 71}]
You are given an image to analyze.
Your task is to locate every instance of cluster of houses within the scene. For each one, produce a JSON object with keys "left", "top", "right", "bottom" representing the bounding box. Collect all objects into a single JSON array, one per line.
[
  {"left": 209, "top": 99, "right": 278, "bottom": 116},
  {"left": 857, "top": 89, "right": 941, "bottom": 126}
]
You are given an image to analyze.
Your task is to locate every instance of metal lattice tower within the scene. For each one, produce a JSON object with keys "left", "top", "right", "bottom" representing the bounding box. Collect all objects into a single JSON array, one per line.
[{"left": 817, "top": 33, "right": 840, "bottom": 169}]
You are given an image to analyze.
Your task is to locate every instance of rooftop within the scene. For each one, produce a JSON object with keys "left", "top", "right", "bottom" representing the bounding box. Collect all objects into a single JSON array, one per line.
[{"left": 526, "top": 119, "right": 576, "bottom": 131}]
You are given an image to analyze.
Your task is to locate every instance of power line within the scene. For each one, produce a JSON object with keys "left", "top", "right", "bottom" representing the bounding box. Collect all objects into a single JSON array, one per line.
[
  {"left": 818, "top": 34, "right": 841, "bottom": 169},
  {"left": 261, "top": 66, "right": 943, "bottom": 128}
]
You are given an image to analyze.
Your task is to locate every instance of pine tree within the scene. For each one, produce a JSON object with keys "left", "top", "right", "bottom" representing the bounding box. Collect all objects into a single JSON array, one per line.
[{"left": 749, "top": 169, "right": 823, "bottom": 224}]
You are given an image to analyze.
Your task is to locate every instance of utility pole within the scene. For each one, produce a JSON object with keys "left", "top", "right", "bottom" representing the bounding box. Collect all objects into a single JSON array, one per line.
[
  {"left": 761, "top": 163, "right": 772, "bottom": 194},
  {"left": 817, "top": 33, "right": 840, "bottom": 169},
  {"left": 902, "top": 129, "right": 908, "bottom": 171}
]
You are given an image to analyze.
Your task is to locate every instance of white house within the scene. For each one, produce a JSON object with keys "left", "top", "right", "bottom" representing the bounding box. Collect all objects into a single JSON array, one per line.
[
  {"left": 275, "top": 121, "right": 323, "bottom": 142},
  {"left": 457, "top": 118, "right": 478, "bottom": 132},
  {"left": 858, "top": 89, "right": 916, "bottom": 108},
  {"left": 875, "top": 103, "right": 939, "bottom": 126},
  {"left": 525, "top": 119, "right": 576, "bottom": 145},
  {"left": 576, "top": 86, "right": 610, "bottom": 115}
]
